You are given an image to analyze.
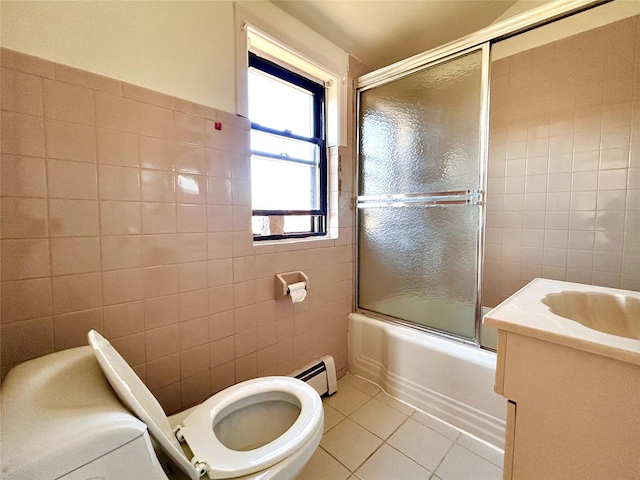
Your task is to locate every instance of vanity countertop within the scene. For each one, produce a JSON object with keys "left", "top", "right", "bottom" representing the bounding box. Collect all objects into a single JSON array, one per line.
[{"left": 483, "top": 278, "right": 640, "bottom": 366}]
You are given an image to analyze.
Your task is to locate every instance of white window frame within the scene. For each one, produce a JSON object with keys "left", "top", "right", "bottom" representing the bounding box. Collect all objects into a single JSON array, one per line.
[{"left": 234, "top": 3, "right": 348, "bottom": 243}]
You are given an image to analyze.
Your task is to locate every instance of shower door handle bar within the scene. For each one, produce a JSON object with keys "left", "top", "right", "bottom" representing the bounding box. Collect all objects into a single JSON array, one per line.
[{"left": 356, "top": 189, "right": 483, "bottom": 208}]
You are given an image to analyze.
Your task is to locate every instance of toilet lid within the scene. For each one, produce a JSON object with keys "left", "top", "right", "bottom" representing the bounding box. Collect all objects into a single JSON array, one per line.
[
  {"left": 179, "top": 377, "right": 323, "bottom": 479},
  {"left": 87, "top": 330, "right": 200, "bottom": 480}
]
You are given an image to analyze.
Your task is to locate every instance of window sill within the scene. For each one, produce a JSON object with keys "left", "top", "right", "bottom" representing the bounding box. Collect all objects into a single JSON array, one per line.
[{"left": 253, "top": 232, "right": 337, "bottom": 247}]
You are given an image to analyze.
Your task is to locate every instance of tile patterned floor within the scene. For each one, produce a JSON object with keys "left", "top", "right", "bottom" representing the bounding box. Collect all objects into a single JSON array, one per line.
[{"left": 296, "top": 373, "right": 503, "bottom": 480}]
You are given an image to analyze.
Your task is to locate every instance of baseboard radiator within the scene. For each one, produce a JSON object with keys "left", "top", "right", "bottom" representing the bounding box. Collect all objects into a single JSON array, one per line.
[{"left": 291, "top": 355, "right": 338, "bottom": 397}]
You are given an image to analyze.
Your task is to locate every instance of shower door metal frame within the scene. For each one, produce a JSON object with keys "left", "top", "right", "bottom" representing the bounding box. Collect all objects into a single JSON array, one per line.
[
  {"left": 354, "top": 43, "right": 490, "bottom": 347},
  {"left": 353, "top": 0, "right": 610, "bottom": 347}
]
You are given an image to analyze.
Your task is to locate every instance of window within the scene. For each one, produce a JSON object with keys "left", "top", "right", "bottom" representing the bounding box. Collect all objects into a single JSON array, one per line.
[{"left": 248, "top": 52, "right": 327, "bottom": 240}]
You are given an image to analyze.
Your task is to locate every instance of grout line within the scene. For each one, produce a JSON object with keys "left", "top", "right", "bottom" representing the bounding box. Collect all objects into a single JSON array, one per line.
[
  {"left": 322, "top": 376, "right": 505, "bottom": 479},
  {"left": 383, "top": 413, "right": 410, "bottom": 440},
  {"left": 315, "top": 444, "right": 351, "bottom": 475},
  {"left": 454, "top": 439, "right": 504, "bottom": 469},
  {"left": 349, "top": 441, "right": 385, "bottom": 477},
  {"left": 430, "top": 437, "right": 457, "bottom": 479},
  {"left": 40, "top": 75, "right": 56, "bottom": 351},
  {"left": 383, "top": 441, "right": 434, "bottom": 476}
]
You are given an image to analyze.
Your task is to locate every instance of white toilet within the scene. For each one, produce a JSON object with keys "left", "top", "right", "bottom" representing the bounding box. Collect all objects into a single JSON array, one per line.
[{"left": 0, "top": 330, "right": 324, "bottom": 480}]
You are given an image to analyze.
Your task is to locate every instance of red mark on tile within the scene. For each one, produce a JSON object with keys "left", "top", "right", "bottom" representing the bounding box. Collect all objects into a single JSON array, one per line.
[{"left": 215, "top": 122, "right": 222, "bottom": 131}]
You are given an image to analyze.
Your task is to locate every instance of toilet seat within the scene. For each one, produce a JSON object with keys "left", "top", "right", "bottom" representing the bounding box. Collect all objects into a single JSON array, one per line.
[
  {"left": 178, "top": 377, "right": 322, "bottom": 479},
  {"left": 87, "top": 331, "right": 323, "bottom": 480}
]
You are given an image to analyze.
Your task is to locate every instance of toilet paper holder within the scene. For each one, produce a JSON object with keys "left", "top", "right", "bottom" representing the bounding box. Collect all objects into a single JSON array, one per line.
[{"left": 275, "top": 271, "right": 309, "bottom": 300}]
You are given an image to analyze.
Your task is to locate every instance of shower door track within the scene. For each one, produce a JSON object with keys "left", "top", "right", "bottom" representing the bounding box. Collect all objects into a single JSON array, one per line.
[
  {"left": 357, "top": 0, "right": 610, "bottom": 92},
  {"left": 355, "top": 308, "right": 482, "bottom": 348}
]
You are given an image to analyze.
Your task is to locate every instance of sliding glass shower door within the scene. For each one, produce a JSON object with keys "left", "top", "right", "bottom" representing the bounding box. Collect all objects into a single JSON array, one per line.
[{"left": 357, "top": 45, "right": 489, "bottom": 343}]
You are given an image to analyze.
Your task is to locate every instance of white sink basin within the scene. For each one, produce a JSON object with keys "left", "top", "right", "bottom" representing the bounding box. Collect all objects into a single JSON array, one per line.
[
  {"left": 542, "top": 291, "right": 640, "bottom": 340},
  {"left": 484, "top": 279, "right": 640, "bottom": 365}
]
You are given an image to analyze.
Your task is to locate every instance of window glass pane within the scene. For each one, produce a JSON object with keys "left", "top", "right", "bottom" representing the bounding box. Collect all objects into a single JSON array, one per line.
[
  {"left": 248, "top": 69, "right": 314, "bottom": 137},
  {"left": 251, "top": 130, "right": 318, "bottom": 164},
  {"left": 251, "top": 156, "right": 319, "bottom": 211}
]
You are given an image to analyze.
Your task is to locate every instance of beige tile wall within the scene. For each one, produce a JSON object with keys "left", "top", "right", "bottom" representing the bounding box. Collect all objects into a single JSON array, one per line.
[
  {"left": 483, "top": 15, "right": 640, "bottom": 308},
  {"left": 0, "top": 48, "right": 355, "bottom": 414}
]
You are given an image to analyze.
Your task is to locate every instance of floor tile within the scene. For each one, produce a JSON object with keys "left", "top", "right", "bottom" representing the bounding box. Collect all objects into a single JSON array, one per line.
[
  {"left": 320, "top": 418, "right": 383, "bottom": 471},
  {"left": 374, "top": 391, "right": 416, "bottom": 416},
  {"left": 434, "top": 444, "right": 502, "bottom": 480},
  {"left": 387, "top": 418, "right": 453, "bottom": 472},
  {"left": 456, "top": 433, "right": 504, "bottom": 468},
  {"left": 350, "top": 397, "right": 408, "bottom": 439},
  {"left": 323, "top": 403, "right": 346, "bottom": 433},
  {"left": 344, "top": 374, "right": 382, "bottom": 396},
  {"left": 412, "top": 410, "right": 461, "bottom": 441},
  {"left": 355, "top": 444, "right": 430, "bottom": 480},
  {"left": 295, "top": 446, "right": 351, "bottom": 480},
  {"left": 324, "top": 384, "right": 371, "bottom": 416}
]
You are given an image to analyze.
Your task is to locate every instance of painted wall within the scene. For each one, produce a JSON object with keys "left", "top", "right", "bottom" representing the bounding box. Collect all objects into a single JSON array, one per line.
[
  {"left": 1, "top": 1, "right": 237, "bottom": 113},
  {"left": 491, "top": 0, "right": 550, "bottom": 24},
  {"left": 0, "top": 1, "right": 350, "bottom": 119}
]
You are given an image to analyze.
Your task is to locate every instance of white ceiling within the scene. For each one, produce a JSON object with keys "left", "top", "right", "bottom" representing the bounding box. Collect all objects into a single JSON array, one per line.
[{"left": 271, "top": 0, "right": 523, "bottom": 69}]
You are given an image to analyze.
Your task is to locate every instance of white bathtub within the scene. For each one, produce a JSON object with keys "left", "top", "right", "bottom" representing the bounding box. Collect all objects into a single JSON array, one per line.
[{"left": 348, "top": 313, "right": 506, "bottom": 448}]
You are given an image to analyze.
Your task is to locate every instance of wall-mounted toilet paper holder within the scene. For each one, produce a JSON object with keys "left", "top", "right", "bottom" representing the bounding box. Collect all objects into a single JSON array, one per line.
[{"left": 275, "top": 271, "right": 309, "bottom": 300}]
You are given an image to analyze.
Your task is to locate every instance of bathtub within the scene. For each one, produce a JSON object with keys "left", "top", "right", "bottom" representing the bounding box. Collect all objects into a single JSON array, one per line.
[{"left": 348, "top": 313, "right": 506, "bottom": 448}]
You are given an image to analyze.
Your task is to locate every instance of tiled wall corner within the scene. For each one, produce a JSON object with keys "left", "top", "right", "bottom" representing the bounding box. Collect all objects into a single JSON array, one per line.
[
  {"left": 0, "top": 48, "right": 355, "bottom": 413},
  {"left": 483, "top": 15, "right": 640, "bottom": 307}
]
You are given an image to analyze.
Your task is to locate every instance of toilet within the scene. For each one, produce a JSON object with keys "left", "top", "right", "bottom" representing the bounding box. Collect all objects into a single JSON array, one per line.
[{"left": 0, "top": 331, "right": 324, "bottom": 480}]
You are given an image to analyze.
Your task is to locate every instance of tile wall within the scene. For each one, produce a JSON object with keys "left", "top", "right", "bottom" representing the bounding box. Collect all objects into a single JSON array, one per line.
[
  {"left": 0, "top": 48, "right": 355, "bottom": 413},
  {"left": 483, "top": 15, "right": 640, "bottom": 307}
]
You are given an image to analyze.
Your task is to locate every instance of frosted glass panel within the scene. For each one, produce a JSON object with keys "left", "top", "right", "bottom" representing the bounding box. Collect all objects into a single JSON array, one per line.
[
  {"left": 359, "top": 50, "right": 482, "bottom": 196},
  {"left": 358, "top": 205, "right": 479, "bottom": 339},
  {"left": 357, "top": 47, "right": 486, "bottom": 341}
]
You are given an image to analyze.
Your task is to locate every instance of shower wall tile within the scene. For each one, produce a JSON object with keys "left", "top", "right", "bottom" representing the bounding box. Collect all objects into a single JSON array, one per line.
[
  {"left": 55, "top": 63, "right": 122, "bottom": 96},
  {"left": 1, "top": 155, "right": 47, "bottom": 197},
  {"left": 95, "top": 91, "right": 138, "bottom": 133},
  {"left": 2, "top": 239, "right": 51, "bottom": 281},
  {"left": 48, "top": 159, "right": 98, "bottom": 199},
  {"left": 1, "top": 68, "right": 43, "bottom": 116},
  {"left": 103, "top": 301, "right": 145, "bottom": 339},
  {"left": 1, "top": 197, "right": 49, "bottom": 238},
  {"left": 53, "top": 308, "right": 104, "bottom": 351},
  {"left": 1, "top": 278, "right": 52, "bottom": 324},
  {"left": 49, "top": 199, "right": 100, "bottom": 237},
  {"left": 45, "top": 119, "right": 96, "bottom": 163},
  {"left": 1, "top": 111, "right": 45, "bottom": 157},
  {"left": 43, "top": 79, "right": 95, "bottom": 125},
  {"left": 484, "top": 15, "right": 639, "bottom": 307},
  {"left": 0, "top": 48, "right": 354, "bottom": 413}
]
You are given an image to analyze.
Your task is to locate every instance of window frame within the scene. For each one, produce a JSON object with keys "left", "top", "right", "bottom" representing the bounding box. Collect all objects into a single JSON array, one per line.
[{"left": 249, "top": 52, "right": 328, "bottom": 241}]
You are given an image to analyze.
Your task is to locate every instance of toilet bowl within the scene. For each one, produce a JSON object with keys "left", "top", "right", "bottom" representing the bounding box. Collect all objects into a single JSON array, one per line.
[{"left": 87, "top": 330, "right": 324, "bottom": 479}]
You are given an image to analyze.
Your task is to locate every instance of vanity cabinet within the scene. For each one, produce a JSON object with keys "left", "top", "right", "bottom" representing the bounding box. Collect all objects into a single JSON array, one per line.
[{"left": 493, "top": 329, "right": 640, "bottom": 480}]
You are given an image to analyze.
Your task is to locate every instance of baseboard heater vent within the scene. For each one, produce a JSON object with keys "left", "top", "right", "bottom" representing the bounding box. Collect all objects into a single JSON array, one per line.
[{"left": 292, "top": 355, "right": 338, "bottom": 397}]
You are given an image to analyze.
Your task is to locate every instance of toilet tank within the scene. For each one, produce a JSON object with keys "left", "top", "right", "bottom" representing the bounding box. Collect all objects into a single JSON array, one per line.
[{"left": 0, "top": 346, "right": 168, "bottom": 480}]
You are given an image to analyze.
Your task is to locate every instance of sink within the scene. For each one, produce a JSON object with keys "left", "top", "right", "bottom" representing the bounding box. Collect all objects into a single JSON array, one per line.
[
  {"left": 484, "top": 278, "right": 640, "bottom": 365},
  {"left": 485, "top": 278, "right": 640, "bottom": 479},
  {"left": 542, "top": 291, "right": 640, "bottom": 340}
]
